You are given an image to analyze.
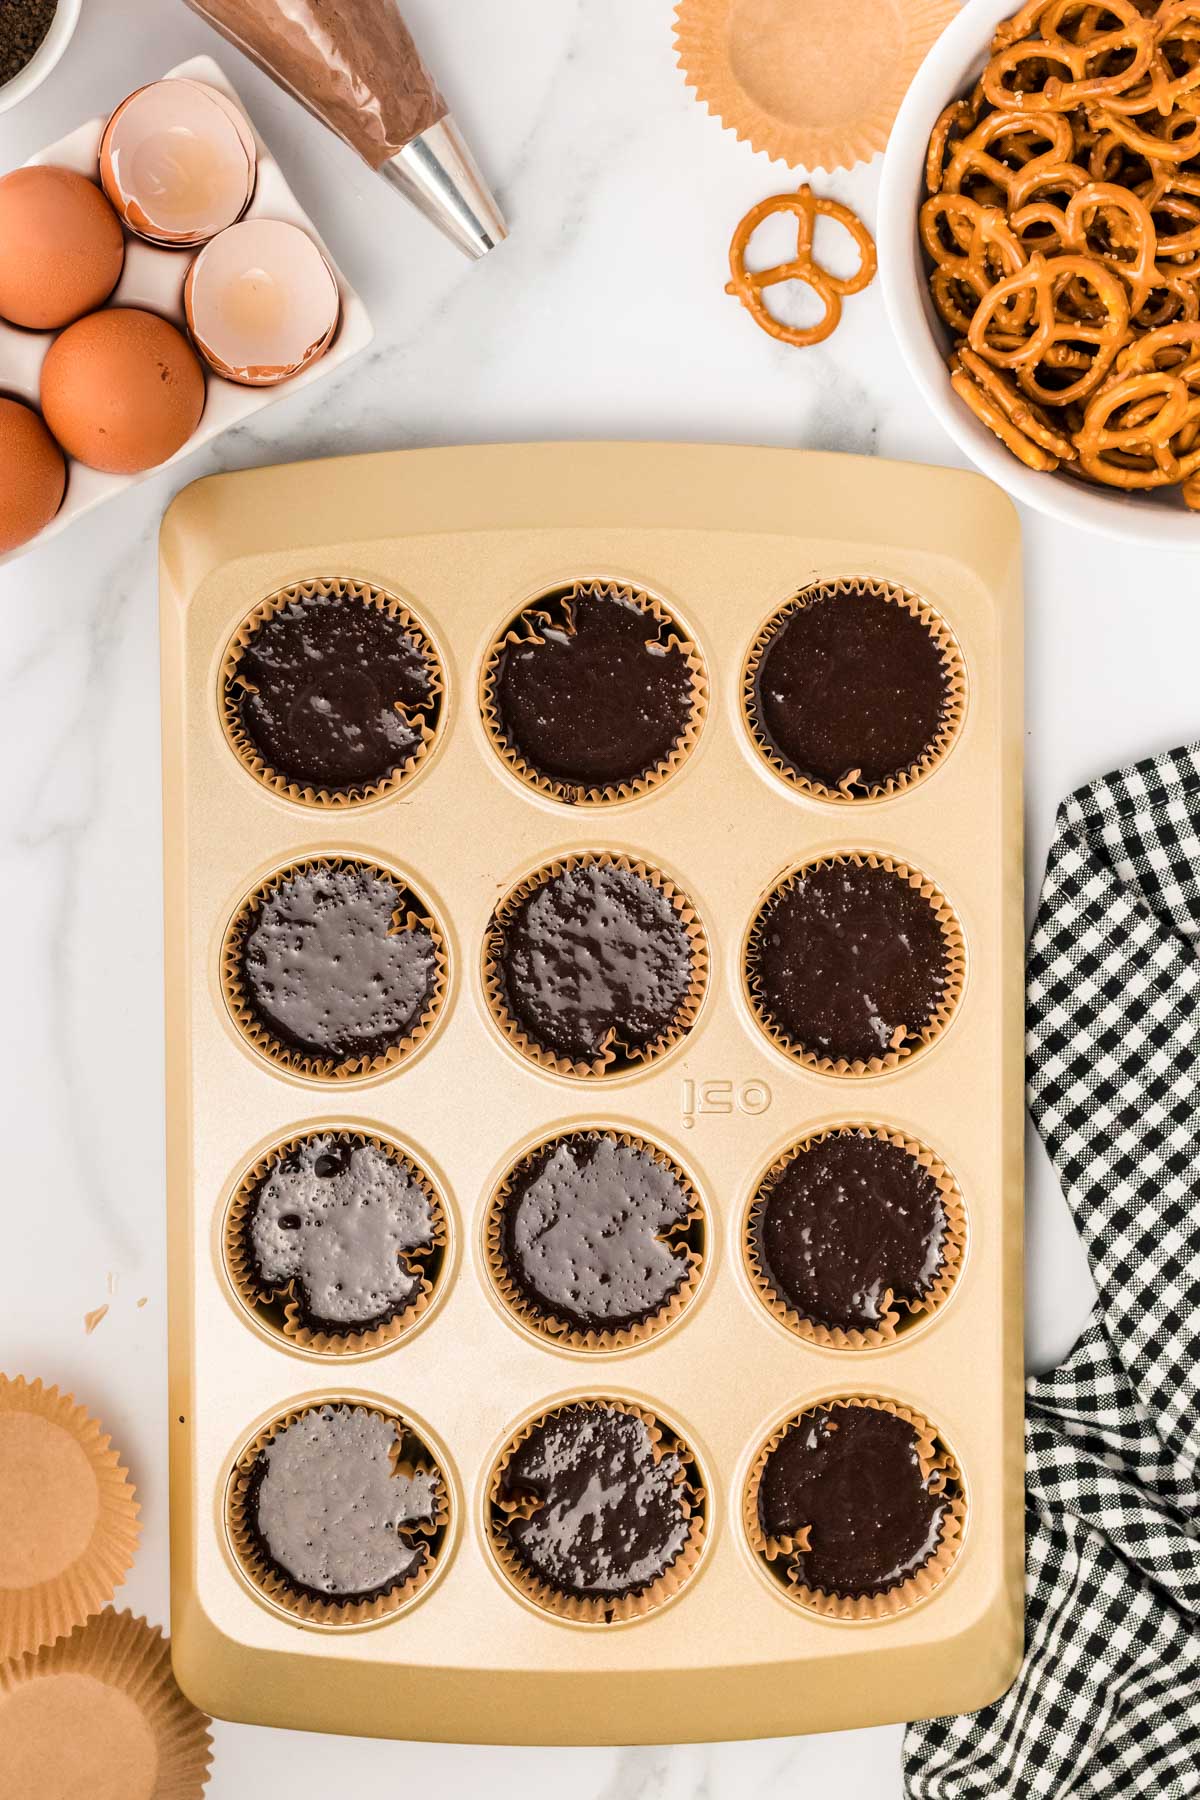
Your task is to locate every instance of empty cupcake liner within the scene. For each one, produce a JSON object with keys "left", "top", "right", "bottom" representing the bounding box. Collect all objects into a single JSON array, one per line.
[
  {"left": 673, "top": 0, "right": 959, "bottom": 172},
  {"left": 482, "top": 852, "right": 709, "bottom": 1079},
  {"left": 483, "top": 1128, "right": 706, "bottom": 1352},
  {"left": 0, "top": 1608, "right": 212, "bottom": 1800},
  {"left": 0, "top": 1376, "right": 141, "bottom": 1663},
  {"left": 223, "top": 1129, "right": 450, "bottom": 1355},
  {"left": 479, "top": 578, "right": 709, "bottom": 806},
  {"left": 744, "top": 1126, "right": 967, "bottom": 1350},
  {"left": 744, "top": 1396, "right": 966, "bottom": 1619},
  {"left": 743, "top": 850, "right": 966, "bottom": 1076},
  {"left": 486, "top": 1398, "right": 708, "bottom": 1624},
  {"left": 226, "top": 1401, "right": 451, "bottom": 1626},
  {"left": 220, "top": 854, "right": 449, "bottom": 1082},
  {"left": 741, "top": 578, "right": 967, "bottom": 803},
  {"left": 219, "top": 577, "right": 445, "bottom": 808}
]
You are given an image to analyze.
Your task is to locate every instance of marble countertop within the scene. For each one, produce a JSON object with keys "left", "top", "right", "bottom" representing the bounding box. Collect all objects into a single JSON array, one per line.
[{"left": 4, "top": 2, "right": 1197, "bottom": 1794}]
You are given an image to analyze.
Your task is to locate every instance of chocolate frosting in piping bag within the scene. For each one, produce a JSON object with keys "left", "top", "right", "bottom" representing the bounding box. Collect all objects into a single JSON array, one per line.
[{"left": 184, "top": 0, "right": 506, "bottom": 256}]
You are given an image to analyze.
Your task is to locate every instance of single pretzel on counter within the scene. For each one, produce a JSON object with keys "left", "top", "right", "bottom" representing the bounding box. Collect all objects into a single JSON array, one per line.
[
  {"left": 726, "top": 185, "right": 877, "bottom": 348},
  {"left": 921, "top": 0, "right": 1200, "bottom": 501}
]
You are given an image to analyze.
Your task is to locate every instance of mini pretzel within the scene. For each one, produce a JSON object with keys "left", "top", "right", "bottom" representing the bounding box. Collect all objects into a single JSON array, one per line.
[
  {"left": 951, "top": 344, "right": 1078, "bottom": 467},
  {"left": 726, "top": 186, "right": 876, "bottom": 349},
  {"left": 983, "top": 0, "right": 1158, "bottom": 112},
  {"left": 1075, "top": 364, "right": 1200, "bottom": 485},
  {"left": 924, "top": 0, "right": 1200, "bottom": 502},
  {"left": 968, "top": 251, "right": 1130, "bottom": 403},
  {"left": 920, "top": 194, "right": 1030, "bottom": 333}
]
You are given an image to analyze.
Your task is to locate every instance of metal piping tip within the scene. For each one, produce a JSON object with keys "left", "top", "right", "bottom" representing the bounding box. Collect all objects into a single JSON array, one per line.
[{"left": 381, "top": 115, "right": 508, "bottom": 260}]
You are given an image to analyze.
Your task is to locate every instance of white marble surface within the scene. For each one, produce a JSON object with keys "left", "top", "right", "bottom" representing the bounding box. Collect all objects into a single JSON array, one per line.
[{"left": 3, "top": 2, "right": 1197, "bottom": 1795}]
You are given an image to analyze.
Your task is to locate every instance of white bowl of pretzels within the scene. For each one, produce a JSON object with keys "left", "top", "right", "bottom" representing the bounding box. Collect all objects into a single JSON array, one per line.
[{"left": 880, "top": 0, "right": 1200, "bottom": 544}]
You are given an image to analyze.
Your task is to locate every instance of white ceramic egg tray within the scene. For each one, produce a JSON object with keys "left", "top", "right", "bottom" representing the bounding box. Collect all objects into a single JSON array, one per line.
[{"left": 0, "top": 54, "right": 373, "bottom": 568}]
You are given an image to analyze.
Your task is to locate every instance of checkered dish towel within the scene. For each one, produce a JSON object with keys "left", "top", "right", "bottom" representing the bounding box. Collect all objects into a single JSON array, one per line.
[{"left": 904, "top": 747, "right": 1200, "bottom": 1799}]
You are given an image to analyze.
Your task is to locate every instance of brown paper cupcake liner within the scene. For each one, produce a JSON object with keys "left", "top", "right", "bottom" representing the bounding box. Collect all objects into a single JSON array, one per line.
[
  {"left": 219, "top": 577, "right": 444, "bottom": 808},
  {"left": 483, "top": 1130, "right": 706, "bottom": 1352},
  {"left": 741, "top": 578, "right": 967, "bottom": 803},
  {"left": 0, "top": 1608, "right": 212, "bottom": 1798},
  {"left": 744, "top": 851, "right": 966, "bottom": 1076},
  {"left": 221, "top": 855, "right": 449, "bottom": 1081},
  {"left": 486, "top": 1399, "right": 708, "bottom": 1624},
  {"left": 0, "top": 1375, "right": 141, "bottom": 1662},
  {"left": 744, "top": 1396, "right": 966, "bottom": 1620},
  {"left": 482, "top": 852, "right": 709, "bottom": 1079},
  {"left": 226, "top": 1402, "right": 450, "bottom": 1626},
  {"left": 744, "top": 1126, "right": 967, "bottom": 1350},
  {"left": 224, "top": 1130, "right": 449, "bottom": 1355},
  {"left": 673, "top": 0, "right": 959, "bottom": 173},
  {"left": 479, "top": 578, "right": 709, "bottom": 806}
]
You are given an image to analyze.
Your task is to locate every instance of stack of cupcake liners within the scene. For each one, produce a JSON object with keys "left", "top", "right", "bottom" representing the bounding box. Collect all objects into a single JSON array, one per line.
[{"left": 0, "top": 1372, "right": 211, "bottom": 1797}]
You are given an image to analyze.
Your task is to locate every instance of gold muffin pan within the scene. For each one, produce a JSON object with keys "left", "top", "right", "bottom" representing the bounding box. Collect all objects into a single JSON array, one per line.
[{"left": 161, "top": 442, "right": 1023, "bottom": 1743}]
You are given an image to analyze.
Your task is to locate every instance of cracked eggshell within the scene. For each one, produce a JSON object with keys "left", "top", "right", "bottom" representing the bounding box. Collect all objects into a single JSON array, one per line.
[
  {"left": 183, "top": 218, "right": 340, "bottom": 387},
  {"left": 99, "top": 78, "right": 256, "bottom": 249}
]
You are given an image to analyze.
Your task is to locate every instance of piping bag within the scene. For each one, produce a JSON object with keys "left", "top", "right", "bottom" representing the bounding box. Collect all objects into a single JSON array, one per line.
[{"left": 183, "top": 0, "right": 507, "bottom": 258}]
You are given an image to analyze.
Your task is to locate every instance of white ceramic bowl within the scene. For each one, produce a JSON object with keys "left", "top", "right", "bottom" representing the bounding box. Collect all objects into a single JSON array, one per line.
[
  {"left": 879, "top": 0, "right": 1200, "bottom": 547},
  {"left": 0, "top": 0, "right": 81, "bottom": 116}
]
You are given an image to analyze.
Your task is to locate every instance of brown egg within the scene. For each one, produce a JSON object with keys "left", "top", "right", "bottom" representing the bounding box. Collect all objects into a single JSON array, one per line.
[
  {"left": 40, "top": 308, "right": 206, "bottom": 475},
  {"left": 0, "top": 167, "right": 125, "bottom": 330},
  {"left": 0, "top": 399, "right": 66, "bottom": 553}
]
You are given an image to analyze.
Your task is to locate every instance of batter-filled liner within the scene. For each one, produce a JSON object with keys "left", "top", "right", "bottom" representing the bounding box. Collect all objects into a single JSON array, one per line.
[
  {"left": 744, "top": 1125, "right": 966, "bottom": 1350},
  {"left": 219, "top": 577, "right": 444, "bottom": 808},
  {"left": 224, "top": 1128, "right": 449, "bottom": 1355},
  {"left": 480, "top": 577, "right": 708, "bottom": 806},
  {"left": 484, "top": 1127, "right": 705, "bottom": 1351},
  {"left": 486, "top": 1398, "right": 708, "bottom": 1624},
  {"left": 744, "top": 1395, "right": 966, "bottom": 1619},
  {"left": 482, "top": 852, "right": 708, "bottom": 1079}
]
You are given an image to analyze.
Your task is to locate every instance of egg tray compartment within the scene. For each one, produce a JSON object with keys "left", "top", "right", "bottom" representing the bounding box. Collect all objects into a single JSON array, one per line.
[
  {"left": 0, "top": 54, "right": 372, "bottom": 568},
  {"left": 160, "top": 441, "right": 1025, "bottom": 1745}
]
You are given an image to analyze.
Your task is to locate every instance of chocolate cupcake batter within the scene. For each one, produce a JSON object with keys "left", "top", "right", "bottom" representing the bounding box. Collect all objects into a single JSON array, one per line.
[
  {"left": 247, "top": 1405, "right": 440, "bottom": 1603},
  {"left": 754, "top": 1132, "right": 948, "bottom": 1333},
  {"left": 228, "top": 585, "right": 439, "bottom": 794},
  {"left": 493, "top": 583, "right": 696, "bottom": 793},
  {"left": 757, "top": 1404, "right": 955, "bottom": 1598},
  {"left": 247, "top": 1133, "right": 435, "bottom": 1332},
  {"left": 237, "top": 861, "right": 439, "bottom": 1066},
  {"left": 499, "top": 1133, "right": 697, "bottom": 1334},
  {"left": 498, "top": 1404, "right": 692, "bottom": 1602},
  {"left": 750, "top": 583, "right": 952, "bottom": 795},
  {"left": 494, "top": 861, "right": 697, "bottom": 1065},
  {"left": 749, "top": 859, "right": 949, "bottom": 1065}
]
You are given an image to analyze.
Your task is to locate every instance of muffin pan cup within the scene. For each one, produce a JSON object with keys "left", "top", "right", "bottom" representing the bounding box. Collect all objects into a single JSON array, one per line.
[
  {"left": 741, "top": 576, "right": 968, "bottom": 803},
  {"left": 482, "top": 1128, "right": 707, "bottom": 1352},
  {"left": 744, "top": 850, "right": 967, "bottom": 1076},
  {"left": 485, "top": 1398, "right": 708, "bottom": 1624},
  {"left": 743, "top": 1396, "right": 967, "bottom": 1621},
  {"left": 481, "top": 850, "right": 709, "bottom": 1079},
  {"left": 219, "top": 577, "right": 445, "bottom": 808},
  {"left": 225, "top": 1402, "right": 451, "bottom": 1627},
  {"left": 161, "top": 442, "right": 1023, "bottom": 1743},
  {"left": 743, "top": 1125, "right": 968, "bottom": 1352},
  {"left": 479, "top": 578, "right": 709, "bottom": 806},
  {"left": 223, "top": 1129, "right": 450, "bottom": 1356},
  {"left": 219, "top": 853, "right": 449, "bottom": 1082}
]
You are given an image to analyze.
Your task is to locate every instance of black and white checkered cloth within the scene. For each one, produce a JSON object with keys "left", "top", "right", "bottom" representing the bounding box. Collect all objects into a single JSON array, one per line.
[{"left": 904, "top": 746, "right": 1200, "bottom": 1799}]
